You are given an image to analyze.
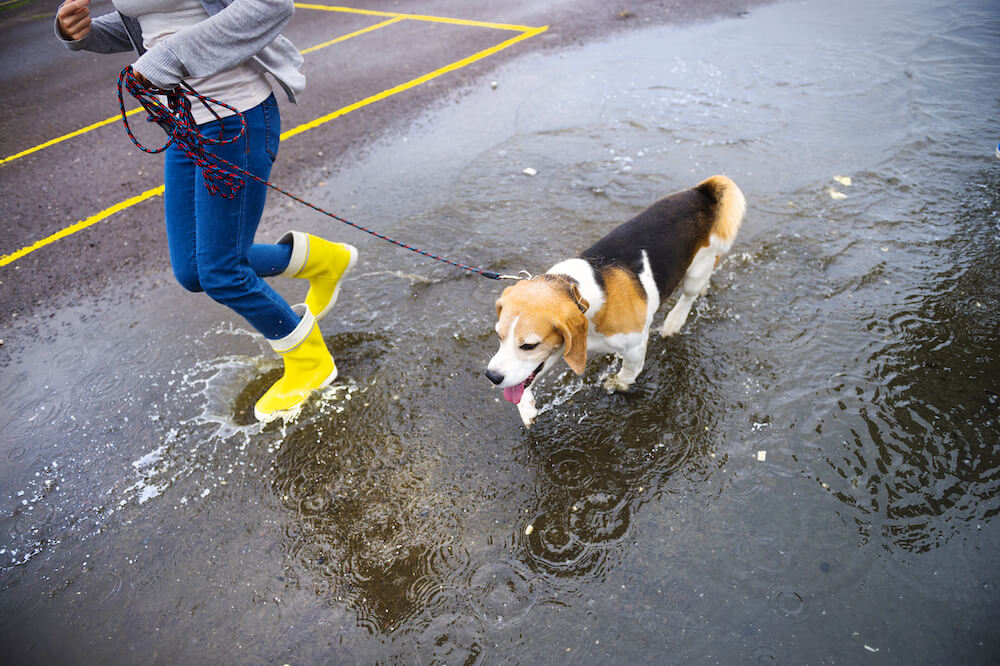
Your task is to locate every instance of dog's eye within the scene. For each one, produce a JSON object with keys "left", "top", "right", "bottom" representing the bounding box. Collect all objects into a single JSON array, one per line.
[{"left": 519, "top": 342, "right": 539, "bottom": 351}]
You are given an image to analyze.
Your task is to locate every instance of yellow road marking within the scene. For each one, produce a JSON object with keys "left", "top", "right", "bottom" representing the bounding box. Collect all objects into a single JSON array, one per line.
[
  {"left": 300, "top": 16, "right": 404, "bottom": 55},
  {"left": 0, "top": 10, "right": 547, "bottom": 268},
  {"left": 294, "top": 3, "right": 542, "bottom": 32},
  {"left": 0, "top": 186, "right": 165, "bottom": 268},
  {"left": 0, "top": 107, "right": 145, "bottom": 167},
  {"left": 282, "top": 25, "right": 546, "bottom": 141}
]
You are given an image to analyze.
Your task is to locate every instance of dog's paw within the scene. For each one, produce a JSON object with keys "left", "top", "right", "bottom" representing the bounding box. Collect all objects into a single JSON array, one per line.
[
  {"left": 603, "top": 374, "right": 633, "bottom": 393},
  {"left": 516, "top": 389, "right": 538, "bottom": 427},
  {"left": 659, "top": 316, "right": 683, "bottom": 337}
]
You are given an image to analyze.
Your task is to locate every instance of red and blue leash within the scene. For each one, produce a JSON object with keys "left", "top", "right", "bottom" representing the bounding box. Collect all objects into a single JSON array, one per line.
[{"left": 117, "top": 66, "right": 508, "bottom": 281}]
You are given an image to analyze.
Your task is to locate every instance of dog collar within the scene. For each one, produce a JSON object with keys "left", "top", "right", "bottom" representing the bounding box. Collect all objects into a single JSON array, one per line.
[{"left": 538, "top": 274, "right": 589, "bottom": 314}]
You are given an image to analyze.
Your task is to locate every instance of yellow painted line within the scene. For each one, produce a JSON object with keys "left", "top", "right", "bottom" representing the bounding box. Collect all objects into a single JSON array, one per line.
[
  {"left": 300, "top": 16, "right": 404, "bottom": 55},
  {"left": 0, "top": 185, "right": 164, "bottom": 268},
  {"left": 295, "top": 3, "right": 539, "bottom": 32},
  {"left": 2, "top": 16, "right": 548, "bottom": 268},
  {"left": 282, "top": 24, "right": 547, "bottom": 141},
  {"left": 0, "top": 107, "right": 144, "bottom": 167}
]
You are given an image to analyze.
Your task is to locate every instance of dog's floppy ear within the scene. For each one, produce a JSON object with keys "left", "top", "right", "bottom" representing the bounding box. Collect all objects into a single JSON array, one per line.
[{"left": 555, "top": 299, "right": 588, "bottom": 375}]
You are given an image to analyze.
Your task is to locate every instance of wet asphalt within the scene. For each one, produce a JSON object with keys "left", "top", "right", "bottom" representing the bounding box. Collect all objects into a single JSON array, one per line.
[{"left": 3, "top": 0, "right": 999, "bottom": 663}]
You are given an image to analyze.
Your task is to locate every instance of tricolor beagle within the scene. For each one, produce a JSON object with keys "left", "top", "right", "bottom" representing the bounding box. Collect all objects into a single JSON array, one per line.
[{"left": 486, "top": 175, "right": 745, "bottom": 427}]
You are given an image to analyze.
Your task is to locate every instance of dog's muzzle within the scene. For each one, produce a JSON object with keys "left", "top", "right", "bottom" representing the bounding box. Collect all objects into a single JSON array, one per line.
[{"left": 485, "top": 369, "right": 505, "bottom": 386}]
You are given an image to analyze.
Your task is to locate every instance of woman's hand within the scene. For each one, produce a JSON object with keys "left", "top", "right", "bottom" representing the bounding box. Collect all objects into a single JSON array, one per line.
[
  {"left": 128, "top": 67, "right": 175, "bottom": 94},
  {"left": 132, "top": 70, "right": 154, "bottom": 89},
  {"left": 56, "top": 0, "right": 91, "bottom": 41}
]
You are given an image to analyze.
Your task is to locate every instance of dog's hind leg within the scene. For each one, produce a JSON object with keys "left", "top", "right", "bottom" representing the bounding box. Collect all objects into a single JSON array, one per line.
[{"left": 661, "top": 245, "right": 719, "bottom": 337}]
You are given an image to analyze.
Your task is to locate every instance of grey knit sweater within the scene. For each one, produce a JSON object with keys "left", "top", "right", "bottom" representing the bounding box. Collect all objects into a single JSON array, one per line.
[{"left": 56, "top": 0, "right": 305, "bottom": 103}]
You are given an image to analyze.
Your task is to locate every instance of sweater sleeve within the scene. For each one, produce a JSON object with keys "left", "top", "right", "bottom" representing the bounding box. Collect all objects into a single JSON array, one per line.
[
  {"left": 55, "top": 11, "right": 135, "bottom": 54},
  {"left": 131, "top": 0, "right": 295, "bottom": 89}
]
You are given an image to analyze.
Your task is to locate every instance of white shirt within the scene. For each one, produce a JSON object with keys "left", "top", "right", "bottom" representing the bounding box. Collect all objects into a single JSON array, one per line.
[{"left": 113, "top": 0, "right": 274, "bottom": 124}]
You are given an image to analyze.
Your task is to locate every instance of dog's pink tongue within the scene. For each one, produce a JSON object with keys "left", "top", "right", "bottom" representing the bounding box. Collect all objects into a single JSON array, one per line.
[{"left": 504, "top": 383, "right": 525, "bottom": 404}]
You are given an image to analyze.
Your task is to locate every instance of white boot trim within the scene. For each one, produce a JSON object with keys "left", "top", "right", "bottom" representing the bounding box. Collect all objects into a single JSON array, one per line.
[
  {"left": 278, "top": 231, "right": 310, "bottom": 278},
  {"left": 267, "top": 303, "right": 314, "bottom": 354}
]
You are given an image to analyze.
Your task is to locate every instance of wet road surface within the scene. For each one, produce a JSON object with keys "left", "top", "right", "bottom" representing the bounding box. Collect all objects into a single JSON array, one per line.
[{"left": 2, "top": 0, "right": 999, "bottom": 663}]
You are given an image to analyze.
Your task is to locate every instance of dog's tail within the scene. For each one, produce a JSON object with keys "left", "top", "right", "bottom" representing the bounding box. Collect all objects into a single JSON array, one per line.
[{"left": 697, "top": 175, "right": 745, "bottom": 244}]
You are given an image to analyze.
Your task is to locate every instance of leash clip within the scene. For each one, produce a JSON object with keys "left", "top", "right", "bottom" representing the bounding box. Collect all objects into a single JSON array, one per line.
[{"left": 493, "top": 270, "right": 533, "bottom": 281}]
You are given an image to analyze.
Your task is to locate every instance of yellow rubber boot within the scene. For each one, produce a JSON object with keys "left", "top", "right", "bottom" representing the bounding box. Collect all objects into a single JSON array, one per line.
[
  {"left": 279, "top": 231, "right": 358, "bottom": 321},
  {"left": 254, "top": 305, "right": 338, "bottom": 422}
]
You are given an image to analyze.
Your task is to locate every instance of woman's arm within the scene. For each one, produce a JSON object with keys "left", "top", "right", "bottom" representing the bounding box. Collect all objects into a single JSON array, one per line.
[
  {"left": 132, "top": 0, "right": 296, "bottom": 89},
  {"left": 55, "top": 0, "right": 135, "bottom": 54}
]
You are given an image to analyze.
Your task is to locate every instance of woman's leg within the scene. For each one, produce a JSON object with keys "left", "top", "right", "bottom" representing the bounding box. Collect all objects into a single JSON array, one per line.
[
  {"left": 163, "top": 141, "right": 203, "bottom": 293},
  {"left": 193, "top": 95, "right": 299, "bottom": 340},
  {"left": 163, "top": 95, "right": 337, "bottom": 421},
  {"left": 163, "top": 113, "right": 292, "bottom": 293}
]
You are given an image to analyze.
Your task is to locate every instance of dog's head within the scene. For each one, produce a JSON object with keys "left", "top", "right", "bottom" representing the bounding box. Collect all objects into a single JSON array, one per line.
[{"left": 485, "top": 276, "right": 589, "bottom": 404}]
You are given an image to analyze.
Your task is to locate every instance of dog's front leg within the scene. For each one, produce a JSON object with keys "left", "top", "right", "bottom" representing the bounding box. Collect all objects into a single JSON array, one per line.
[
  {"left": 603, "top": 341, "right": 647, "bottom": 393},
  {"left": 516, "top": 386, "right": 538, "bottom": 427}
]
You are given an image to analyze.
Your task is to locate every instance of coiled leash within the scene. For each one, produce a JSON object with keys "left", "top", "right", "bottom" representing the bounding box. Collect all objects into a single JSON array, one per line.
[{"left": 117, "top": 66, "right": 512, "bottom": 281}]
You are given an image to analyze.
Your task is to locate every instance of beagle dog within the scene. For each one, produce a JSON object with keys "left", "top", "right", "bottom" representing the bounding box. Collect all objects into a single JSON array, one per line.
[{"left": 486, "top": 175, "right": 745, "bottom": 427}]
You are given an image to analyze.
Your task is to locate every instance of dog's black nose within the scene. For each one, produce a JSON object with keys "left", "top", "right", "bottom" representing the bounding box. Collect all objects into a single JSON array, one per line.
[{"left": 485, "top": 369, "right": 505, "bottom": 386}]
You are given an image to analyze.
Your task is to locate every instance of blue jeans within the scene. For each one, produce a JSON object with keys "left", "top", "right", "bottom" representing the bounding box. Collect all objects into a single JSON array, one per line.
[{"left": 163, "top": 94, "right": 297, "bottom": 340}]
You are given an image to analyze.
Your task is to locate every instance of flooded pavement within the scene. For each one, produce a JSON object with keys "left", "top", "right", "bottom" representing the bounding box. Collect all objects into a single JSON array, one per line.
[{"left": 2, "top": 0, "right": 999, "bottom": 662}]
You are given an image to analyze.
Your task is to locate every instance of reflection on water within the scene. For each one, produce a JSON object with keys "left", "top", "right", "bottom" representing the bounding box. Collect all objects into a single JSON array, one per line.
[
  {"left": 519, "top": 368, "right": 719, "bottom": 579},
  {"left": 2, "top": 0, "right": 999, "bottom": 662},
  {"left": 809, "top": 171, "right": 1000, "bottom": 554},
  {"left": 262, "top": 336, "right": 727, "bottom": 657}
]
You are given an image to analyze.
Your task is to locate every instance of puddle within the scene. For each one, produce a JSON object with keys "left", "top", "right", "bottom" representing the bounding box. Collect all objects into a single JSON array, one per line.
[{"left": 2, "top": 0, "right": 999, "bottom": 662}]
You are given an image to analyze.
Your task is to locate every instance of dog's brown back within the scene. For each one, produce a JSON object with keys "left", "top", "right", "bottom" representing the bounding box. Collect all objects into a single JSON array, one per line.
[{"left": 579, "top": 175, "right": 744, "bottom": 297}]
